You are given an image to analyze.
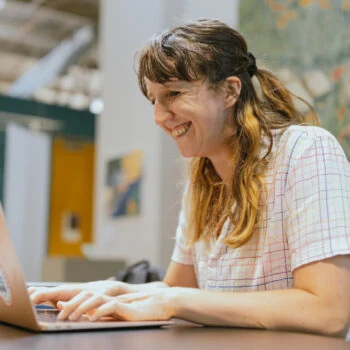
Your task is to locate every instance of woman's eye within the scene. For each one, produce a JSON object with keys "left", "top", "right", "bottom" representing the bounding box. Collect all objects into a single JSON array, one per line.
[{"left": 168, "top": 91, "right": 180, "bottom": 98}]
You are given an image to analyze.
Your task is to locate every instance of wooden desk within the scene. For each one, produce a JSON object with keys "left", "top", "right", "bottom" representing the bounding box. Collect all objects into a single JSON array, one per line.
[{"left": 0, "top": 322, "right": 348, "bottom": 350}]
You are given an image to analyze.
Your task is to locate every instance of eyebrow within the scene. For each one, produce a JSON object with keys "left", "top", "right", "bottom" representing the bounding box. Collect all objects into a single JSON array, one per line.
[
  {"left": 164, "top": 81, "right": 188, "bottom": 88},
  {"left": 146, "top": 80, "right": 191, "bottom": 100}
]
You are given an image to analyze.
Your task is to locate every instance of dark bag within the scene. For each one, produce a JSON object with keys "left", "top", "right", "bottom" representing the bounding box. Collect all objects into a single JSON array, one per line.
[{"left": 116, "top": 260, "right": 165, "bottom": 284}]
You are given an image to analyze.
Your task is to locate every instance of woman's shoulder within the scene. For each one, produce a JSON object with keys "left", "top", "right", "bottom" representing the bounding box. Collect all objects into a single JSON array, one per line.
[
  {"left": 275, "top": 124, "right": 343, "bottom": 162},
  {"left": 282, "top": 124, "right": 337, "bottom": 140}
]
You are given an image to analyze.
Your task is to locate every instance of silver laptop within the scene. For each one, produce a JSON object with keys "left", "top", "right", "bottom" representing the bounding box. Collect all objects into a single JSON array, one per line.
[{"left": 0, "top": 205, "right": 173, "bottom": 332}]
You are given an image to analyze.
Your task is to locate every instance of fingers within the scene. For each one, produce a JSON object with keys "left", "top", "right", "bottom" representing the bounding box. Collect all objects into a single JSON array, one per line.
[
  {"left": 57, "top": 292, "right": 110, "bottom": 321},
  {"left": 28, "top": 286, "right": 51, "bottom": 296},
  {"left": 27, "top": 287, "right": 43, "bottom": 296},
  {"left": 29, "top": 287, "right": 56, "bottom": 304},
  {"left": 89, "top": 300, "right": 128, "bottom": 321},
  {"left": 56, "top": 291, "right": 169, "bottom": 322},
  {"left": 29, "top": 285, "right": 80, "bottom": 305}
]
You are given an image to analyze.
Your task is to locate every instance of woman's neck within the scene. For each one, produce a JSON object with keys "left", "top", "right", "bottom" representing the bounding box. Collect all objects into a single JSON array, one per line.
[{"left": 208, "top": 149, "right": 233, "bottom": 186}]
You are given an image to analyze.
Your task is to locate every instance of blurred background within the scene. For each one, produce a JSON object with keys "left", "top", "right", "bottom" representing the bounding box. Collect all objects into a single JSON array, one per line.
[{"left": 0, "top": 0, "right": 348, "bottom": 282}]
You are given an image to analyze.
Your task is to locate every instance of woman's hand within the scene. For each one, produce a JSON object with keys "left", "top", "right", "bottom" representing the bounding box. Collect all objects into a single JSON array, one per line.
[
  {"left": 28, "top": 280, "right": 129, "bottom": 308},
  {"left": 54, "top": 288, "right": 177, "bottom": 322}
]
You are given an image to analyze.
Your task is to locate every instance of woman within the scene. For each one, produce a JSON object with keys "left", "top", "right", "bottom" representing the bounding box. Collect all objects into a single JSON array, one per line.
[{"left": 29, "top": 19, "right": 350, "bottom": 338}]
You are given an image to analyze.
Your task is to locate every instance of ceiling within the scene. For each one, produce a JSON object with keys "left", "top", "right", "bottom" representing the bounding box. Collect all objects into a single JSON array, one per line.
[{"left": 0, "top": 0, "right": 101, "bottom": 111}]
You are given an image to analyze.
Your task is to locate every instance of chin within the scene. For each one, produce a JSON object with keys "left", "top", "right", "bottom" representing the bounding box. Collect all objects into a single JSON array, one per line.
[{"left": 177, "top": 147, "right": 201, "bottom": 158}]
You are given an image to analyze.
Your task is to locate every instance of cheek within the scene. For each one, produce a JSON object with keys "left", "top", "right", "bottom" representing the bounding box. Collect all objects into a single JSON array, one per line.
[
  {"left": 173, "top": 98, "right": 194, "bottom": 115},
  {"left": 200, "top": 110, "right": 227, "bottom": 140},
  {"left": 153, "top": 106, "right": 164, "bottom": 127}
]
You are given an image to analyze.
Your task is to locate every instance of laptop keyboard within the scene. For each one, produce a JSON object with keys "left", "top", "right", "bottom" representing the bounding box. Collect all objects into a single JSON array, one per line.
[{"left": 36, "top": 310, "right": 90, "bottom": 323}]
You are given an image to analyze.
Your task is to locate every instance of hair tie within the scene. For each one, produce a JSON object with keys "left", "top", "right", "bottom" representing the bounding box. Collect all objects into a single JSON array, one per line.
[{"left": 247, "top": 52, "right": 257, "bottom": 77}]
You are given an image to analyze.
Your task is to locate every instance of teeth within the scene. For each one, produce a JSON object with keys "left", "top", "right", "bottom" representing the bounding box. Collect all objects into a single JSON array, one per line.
[{"left": 172, "top": 123, "right": 191, "bottom": 137}]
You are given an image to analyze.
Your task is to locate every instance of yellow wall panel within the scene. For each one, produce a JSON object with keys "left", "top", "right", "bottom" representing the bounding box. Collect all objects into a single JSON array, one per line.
[{"left": 48, "top": 138, "right": 94, "bottom": 257}]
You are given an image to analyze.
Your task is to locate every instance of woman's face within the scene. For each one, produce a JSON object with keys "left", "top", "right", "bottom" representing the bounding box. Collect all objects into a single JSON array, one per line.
[{"left": 145, "top": 78, "right": 235, "bottom": 158}]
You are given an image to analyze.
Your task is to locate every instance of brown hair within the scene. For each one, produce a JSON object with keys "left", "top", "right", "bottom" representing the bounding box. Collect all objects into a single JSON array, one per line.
[{"left": 137, "top": 19, "right": 318, "bottom": 248}]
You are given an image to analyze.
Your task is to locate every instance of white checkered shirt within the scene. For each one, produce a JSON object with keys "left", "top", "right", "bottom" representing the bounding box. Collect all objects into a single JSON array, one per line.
[
  {"left": 172, "top": 125, "right": 350, "bottom": 339},
  {"left": 172, "top": 125, "right": 350, "bottom": 291}
]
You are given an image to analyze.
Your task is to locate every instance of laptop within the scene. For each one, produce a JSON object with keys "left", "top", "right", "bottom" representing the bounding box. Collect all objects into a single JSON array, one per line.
[{"left": 0, "top": 205, "right": 173, "bottom": 332}]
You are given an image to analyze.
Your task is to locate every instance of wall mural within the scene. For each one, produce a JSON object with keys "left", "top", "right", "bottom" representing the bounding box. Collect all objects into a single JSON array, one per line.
[{"left": 240, "top": 0, "right": 350, "bottom": 158}]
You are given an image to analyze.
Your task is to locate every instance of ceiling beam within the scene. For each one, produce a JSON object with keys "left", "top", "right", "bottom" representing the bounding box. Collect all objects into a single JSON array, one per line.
[{"left": 8, "top": 25, "right": 95, "bottom": 98}]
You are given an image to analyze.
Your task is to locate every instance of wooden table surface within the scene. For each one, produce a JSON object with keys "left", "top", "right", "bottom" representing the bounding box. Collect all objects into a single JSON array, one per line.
[{"left": 0, "top": 322, "right": 349, "bottom": 350}]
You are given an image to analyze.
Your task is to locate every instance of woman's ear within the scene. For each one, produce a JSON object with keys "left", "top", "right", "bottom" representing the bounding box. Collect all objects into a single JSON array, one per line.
[{"left": 223, "top": 76, "right": 241, "bottom": 108}]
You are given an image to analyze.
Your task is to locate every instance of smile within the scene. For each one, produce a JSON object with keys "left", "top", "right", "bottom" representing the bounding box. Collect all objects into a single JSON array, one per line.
[{"left": 172, "top": 122, "right": 192, "bottom": 138}]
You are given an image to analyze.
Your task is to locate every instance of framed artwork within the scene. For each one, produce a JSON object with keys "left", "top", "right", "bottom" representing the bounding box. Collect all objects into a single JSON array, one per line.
[{"left": 105, "top": 150, "right": 142, "bottom": 218}]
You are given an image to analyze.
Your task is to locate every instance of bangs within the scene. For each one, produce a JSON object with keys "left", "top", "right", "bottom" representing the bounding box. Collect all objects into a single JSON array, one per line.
[{"left": 137, "top": 32, "right": 206, "bottom": 97}]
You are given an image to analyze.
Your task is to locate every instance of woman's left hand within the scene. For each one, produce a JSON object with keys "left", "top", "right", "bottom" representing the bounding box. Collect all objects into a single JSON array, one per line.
[{"left": 57, "top": 288, "right": 176, "bottom": 322}]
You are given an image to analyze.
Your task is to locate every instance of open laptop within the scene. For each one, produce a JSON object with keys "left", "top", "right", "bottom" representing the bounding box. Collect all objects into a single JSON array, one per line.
[{"left": 0, "top": 205, "right": 173, "bottom": 332}]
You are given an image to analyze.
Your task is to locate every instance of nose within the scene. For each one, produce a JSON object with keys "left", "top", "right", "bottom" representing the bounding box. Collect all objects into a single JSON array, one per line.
[{"left": 154, "top": 101, "right": 174, "bottom": 126}]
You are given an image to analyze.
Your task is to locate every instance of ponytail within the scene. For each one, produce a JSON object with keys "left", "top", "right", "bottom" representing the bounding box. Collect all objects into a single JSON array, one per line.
[{"left": 255, "top": 68, "right": 319, "bottom": 127}]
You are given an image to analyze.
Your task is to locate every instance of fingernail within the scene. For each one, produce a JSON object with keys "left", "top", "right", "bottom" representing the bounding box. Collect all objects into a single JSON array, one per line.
[
  {"left": 57, "top": 311, "right": 65, "bottom": 320},
  {"left": 89, "top": 315, "right": 97, "bottom": 322}
]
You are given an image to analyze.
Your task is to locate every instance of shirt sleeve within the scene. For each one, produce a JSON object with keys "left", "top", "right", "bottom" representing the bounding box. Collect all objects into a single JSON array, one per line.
[
  {"left": 171, "top": 185, "right": 194, "bottom": 265},
  {"left": 284, "top": 131, "right": 350, "bottom": 271}
]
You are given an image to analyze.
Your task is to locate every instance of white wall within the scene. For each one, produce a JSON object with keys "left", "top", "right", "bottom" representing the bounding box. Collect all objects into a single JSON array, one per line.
[
  {"left": 95, "top": 0, "right": 239, "bottom": 268},
  {"left": 3, "top": 123, "right": 51, "bottom": 281},
  {"left": 94, "top": 0, "right": 165, "bottom": 265}
]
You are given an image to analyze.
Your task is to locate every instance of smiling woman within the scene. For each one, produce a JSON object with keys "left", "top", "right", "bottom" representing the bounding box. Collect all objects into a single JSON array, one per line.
[{"left": 29, "top": 19, "right": 350, "bottom": 339}]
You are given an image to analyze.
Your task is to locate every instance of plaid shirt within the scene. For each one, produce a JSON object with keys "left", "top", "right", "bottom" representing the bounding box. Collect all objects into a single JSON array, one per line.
[{"left": 172, "top": 125, "right": 350, "bottom": 292}]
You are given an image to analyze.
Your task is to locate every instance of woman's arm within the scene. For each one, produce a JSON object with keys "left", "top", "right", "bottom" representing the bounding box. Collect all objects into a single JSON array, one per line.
[
  {"left": 164, "top": 261, "right": 199, "bottom": 288},
  {"left": 100, "top": 260, "right": 198, "bottom": 295},
  {"left": 54, "top": 255, "right": 349, "bottom": 339},
  {"left": 29, "top": 261, "right": 197, "bottom": 306},
  {"left": 169, "top": 255, "right": 350, "bottom": 337}
]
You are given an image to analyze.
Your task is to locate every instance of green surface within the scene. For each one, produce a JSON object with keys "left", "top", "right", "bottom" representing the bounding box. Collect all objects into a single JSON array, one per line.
[{"left": 0, "top": 94, "right": 96, "bottom": 139}]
